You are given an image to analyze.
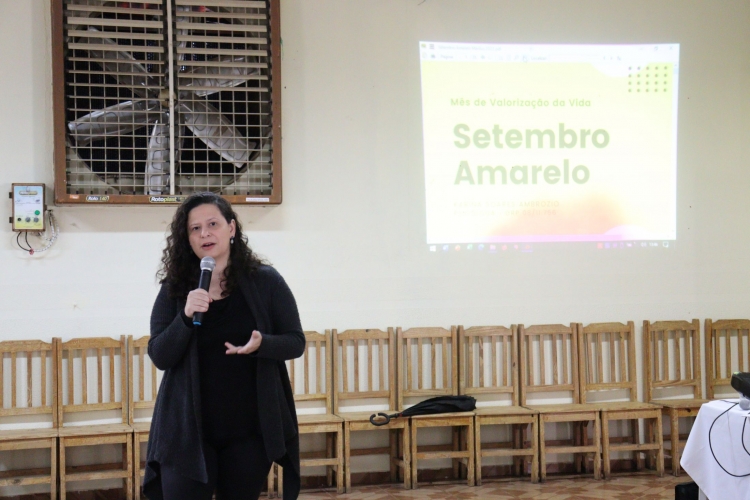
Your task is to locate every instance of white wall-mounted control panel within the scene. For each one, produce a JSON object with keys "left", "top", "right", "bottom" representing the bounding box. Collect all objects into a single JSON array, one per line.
[{"left": 10, "top": 183, "right": 46, "bottom": 232}]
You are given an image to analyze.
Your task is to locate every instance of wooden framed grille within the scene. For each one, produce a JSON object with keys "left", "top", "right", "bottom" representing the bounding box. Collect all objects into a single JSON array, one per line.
[
  {"left": 333, "top": 328, "right": 395, "bottom": 414},
  {"left": 458, "top": 325, "right": 518, "bottom": 404},
  {"left": 643, "top": 319, "right": 702, "bottom": 402},
  {"left": 0, "top": 341, "right": 57, "bottom": 425},
  {"left": 56, "top": 336, "right": 128, "bottom": 424},
  {"left": 52, "top": 0, "right": 282, "bottom": 205},
  {"left": 578, "top": 322, "right": 638, "bottom": 402},
  {"left": 519, "top": 323, "right": 579, "bottom": 405},
  {"left": 287, "top": 331, "right": 332, "bottom": 411},
  {"left": 128, "top": 336, "right": 162, "bottom": 423},
  {"left": 706, "top": 319, "right": 750, "bottom": 399},
  {"left": 396, "top": 327, "right": 458, "bottom": 410}
]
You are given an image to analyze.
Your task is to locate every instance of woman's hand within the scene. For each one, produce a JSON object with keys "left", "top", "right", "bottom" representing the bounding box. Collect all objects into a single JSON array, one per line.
[
  {"left": 184, "top": 288, "right": 212, "bottom": 318},
  {"left": 225, "top": 330, "right": 263, "bottom": 355}
]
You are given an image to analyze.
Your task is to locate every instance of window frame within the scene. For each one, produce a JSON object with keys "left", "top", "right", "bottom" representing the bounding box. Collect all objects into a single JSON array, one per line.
[{"left": 51, "top": 0, "right": 282, "bottom": 206}]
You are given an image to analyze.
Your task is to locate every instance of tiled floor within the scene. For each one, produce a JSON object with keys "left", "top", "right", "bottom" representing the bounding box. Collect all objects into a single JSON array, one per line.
[{"left": 298, "top": 475, "right": 693, "bottom": 499}]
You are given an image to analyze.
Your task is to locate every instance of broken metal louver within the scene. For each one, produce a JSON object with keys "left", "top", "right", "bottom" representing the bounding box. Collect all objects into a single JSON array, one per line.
[{"left": 52, "top": 0, "right": 281, "bottom": 205}]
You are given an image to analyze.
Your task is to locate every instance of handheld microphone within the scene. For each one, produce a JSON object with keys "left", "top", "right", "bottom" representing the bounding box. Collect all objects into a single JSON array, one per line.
[{"left": 192, "top": 256, "right": 216, "bottom": 326}]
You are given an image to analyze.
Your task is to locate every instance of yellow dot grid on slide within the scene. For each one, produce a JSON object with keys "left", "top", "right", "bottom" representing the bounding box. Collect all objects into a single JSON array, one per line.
[{"left": 627, "top": 64, "right": 672, "bottom": 94}]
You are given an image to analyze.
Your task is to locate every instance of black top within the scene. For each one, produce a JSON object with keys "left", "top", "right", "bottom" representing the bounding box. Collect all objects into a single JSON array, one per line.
[
  {"left": 145, "top": 266, "right": 305, "bottom": 500},
  {"left": 197, "top": 292, "right": 259, "bottom": 446}
]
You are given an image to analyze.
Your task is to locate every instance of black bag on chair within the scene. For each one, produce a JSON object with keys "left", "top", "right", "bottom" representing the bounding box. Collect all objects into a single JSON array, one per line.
[
  {"left": 369, "top": 395, "right": 476, "bottom": 426},
  {"left": 675, "top": 481, "right": 699, "bottom": 500}
]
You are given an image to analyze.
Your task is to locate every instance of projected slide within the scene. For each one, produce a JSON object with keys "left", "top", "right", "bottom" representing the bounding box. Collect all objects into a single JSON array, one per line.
[{"left": 420, "top": 43, "right": 679, "bottom": 245}]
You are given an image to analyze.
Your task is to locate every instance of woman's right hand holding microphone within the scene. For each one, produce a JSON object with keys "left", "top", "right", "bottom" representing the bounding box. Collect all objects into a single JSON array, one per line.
[{"left": 184, "top": 288, "right": 212, "bottom": 319}]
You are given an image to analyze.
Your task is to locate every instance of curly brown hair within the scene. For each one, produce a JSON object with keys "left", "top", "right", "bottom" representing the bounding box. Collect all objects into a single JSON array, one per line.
[{"left": 157, "top": 192, "right": 266, "bottom": 299}]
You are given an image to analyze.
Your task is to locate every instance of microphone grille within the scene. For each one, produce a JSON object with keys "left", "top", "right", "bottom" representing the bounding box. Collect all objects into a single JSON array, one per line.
[{"left": 200, "top": 256, "right": 216, "bottom": 271}]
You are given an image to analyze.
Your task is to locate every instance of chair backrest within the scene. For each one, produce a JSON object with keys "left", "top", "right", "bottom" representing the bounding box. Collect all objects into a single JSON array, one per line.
[
  {"left": 0, "top": 340, "right": 57, "bottom": 428},
  {"left": 458, "top": 325, "right": 519, "bottom": 406},
  {"left": 643, "top": 319, "right": 702, "bottom": 402},
  {"left": 332, "top": 328, "right": 395, "bottom": 414},
  {"left": 519, "top": 323, "right": 579, "bottom": 406},
  {"left": 705, "top": 319, "right": 750, "bottom": 399},
  {"left": 56, "top": 336, "right": 127, "bottom": 425},
  {"left": 396, "top": 326, "right": 457, "bottom": 411},
  {"left": 578, "top": 322, "right": 638, "bottom": 404},
  {"left": 128, "top": 335, "right": 162, "bottom": 424},
  {"left": 287, "top": 330, "right": 332, "bottom": 414}
]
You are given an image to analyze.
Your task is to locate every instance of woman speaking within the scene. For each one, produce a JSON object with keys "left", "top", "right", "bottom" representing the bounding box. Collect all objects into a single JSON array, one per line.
[{"left": 143, "top": 192, "right": 305, "bottom": 500}]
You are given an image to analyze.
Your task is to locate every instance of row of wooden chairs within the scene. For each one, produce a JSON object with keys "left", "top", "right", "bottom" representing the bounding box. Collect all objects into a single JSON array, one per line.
[
  {"left": 0, "top": 336, "right": 154, "bottom": 500},
  {"left": 271, "top": 319, "right": 748, "bottom": 495},
  {"left": 0, "top": 319, "right": 745, "bottom": 498}
]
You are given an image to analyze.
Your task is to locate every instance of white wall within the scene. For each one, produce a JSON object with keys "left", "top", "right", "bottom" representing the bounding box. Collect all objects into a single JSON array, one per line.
[
  {"left": 1, "top": 0, "right": 749, "bottom": 485},
  {"left": 2, "top": 0, "right": 750, "bottom": 341}
]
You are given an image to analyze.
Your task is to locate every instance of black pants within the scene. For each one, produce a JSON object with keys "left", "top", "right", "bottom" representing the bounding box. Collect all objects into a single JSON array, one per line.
[{"left": 161, "top": 434, "right": 273, "bottom": 500}]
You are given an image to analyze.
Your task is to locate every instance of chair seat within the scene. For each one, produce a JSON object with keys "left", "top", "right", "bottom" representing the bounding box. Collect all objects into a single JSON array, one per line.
[
  {"left": 297, "top": 413, "right": 343, "bottom": 425},
  {"left": 525, "top": 403, "right": 597, "bottom": 414},
  {"left": 0, "top": 427, "right": 58, "bottom": 441},
  {"left": 474, "top": 405, "right": 538, "bottom": 416},
  {"left": 131, "top": 421, "right": 152, "bottom": 433},
  {"left": 594, "top": 401, "right": 663, "bottom": 411},
  {"left": 650, "top": 399, "right": 709, "bottom": 409},
  {"left": 59, "top": 423, "right": 133, "bottom": 437}
]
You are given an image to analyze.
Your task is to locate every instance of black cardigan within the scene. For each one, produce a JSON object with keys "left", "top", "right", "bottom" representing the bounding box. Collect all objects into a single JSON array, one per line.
[{"left": 143, "top": 265, "right": 305, "bottom": 499}]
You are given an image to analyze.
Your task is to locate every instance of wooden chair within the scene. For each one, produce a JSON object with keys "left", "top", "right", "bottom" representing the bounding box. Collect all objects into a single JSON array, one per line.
[
  {"left": 275, "top": 330, "right": 343, "bottom": 497},
  {"left": 397, "top": 326, "right": 475, "bottom": 488},
  {"left": 459, "top": 325, "right": 538, "bottom": 484},
  {"left": 644, "top": 319, "right": 708, "bottom": 476},
  {"left": 128, "top": 336, "right": 162, "bottom": 500},
  {"left": 705, "top": 319, "right": 750, "bottom": 399},
  {"left": 0, "top": 340, "right": 58, "bottom": 498},
  {"left": 56, "top": 336, "right": 133, "bottom": 500},
  {"left": 519, "top": 323, "right": 601, "bottom": 481},
  {"left": 578, "top": 322, "right": 663, "bottom": 479},
  {"left": 332, "top": 328, "right": 410, "bottom": 492}
]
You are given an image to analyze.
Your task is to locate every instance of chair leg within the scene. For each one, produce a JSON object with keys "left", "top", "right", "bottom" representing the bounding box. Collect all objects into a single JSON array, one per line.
[
  {"left": 670, "top": 410, "right": 680, "bottom": 476},
  {"left": 474, "top": 420, "right": 482, "bottom": 486},
  {"left": 410, "top": 420, "right": 418, "bottom": 489},
  {"left": 344, "top": 423, "right": 352, "bottom": 493},
  {"left": 531, "top": 418, "right": 539, "bottom": 483},
  {"left": 655, "top": 411, "right": 664, "bottom": 477},
  {"left": 389, "top": 429, "right": 397, "bottom": 483},
  {"left": 452, "top": 427, "right": 460, "bottom": 479},
  {"left": 326, "top": 432, "right": 333, "bottom": 487},
  {"left": 336, "top": 426, "right": 344, "bottom": 493},
  {"left": 574, "top": 422, "right": 583, "bottom": 474},
  {"left": 397, "top": 427, "right": 404, "bottom": 482},
  {"left": 632, "top": 418, "right": 644, "bottom": 472},
  {"left": 601, "top": 412, "right": 611, "bottom": 480},
  {"left": 585, "top": 421, "right": 592, "bottom": 474},
  {"left": 51, "top": 438, "right": 58, "bottom": 500},
  {"left": 593, "top": 415, "right": 601, "bottom": 480},
  {"left": 467, "top": 420, "right": 475, "bottom": 487},
  {"left": 524, "top": 425, "right": 531, "bottom": 476},
  {"left": 539, "top": 416, "right": 547, "bottom": 482},
  {"left": 278, "top": 465, "right": 283, "bottom": 498},
  {"left": 134, "top": 433, "right": 141, "bottom": 500},
  {"left": 402, "top": 423, "right": 411, "bottom": 490},
  {"left": 266, "top": 464, "right": 275, "bottom": 498},
  {"left": 463, "top": 426, "right": 469, "bottom": 480},
  {"left": 59, "top": 437, "right": 66, "bottom": 500},
  {"left": 126, "top": 435, "right": 134, "bottom": 500},
  {"left": 645, "top": 418, "right": 653, "bottom": 470},
  {"left": 512, "top": 424, "right": 521, "bottom": 476},
  {"left": 463, "top": 426, "right": 470, "bottom": 481}
]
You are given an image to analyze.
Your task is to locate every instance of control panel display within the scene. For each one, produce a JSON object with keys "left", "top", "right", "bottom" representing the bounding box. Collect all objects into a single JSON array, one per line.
[{"left": 11, "top": 184, "right": 46, "bottom": 232}]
